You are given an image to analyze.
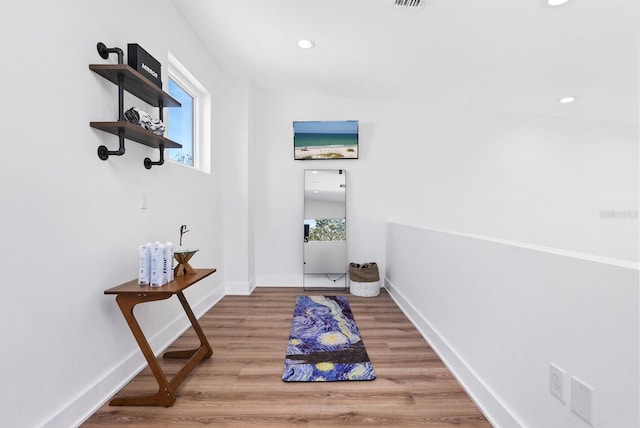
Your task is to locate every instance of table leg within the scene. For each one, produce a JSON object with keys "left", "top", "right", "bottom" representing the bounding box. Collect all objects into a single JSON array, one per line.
[
  {"left": 110, "top": 293, "right": 176, "bottom": 407},
  {"left": 163, "top": 291, "right": 213, "bottom": 360},
  {"left": 162, "top": 291, "right": 213, "bottom": 389}
]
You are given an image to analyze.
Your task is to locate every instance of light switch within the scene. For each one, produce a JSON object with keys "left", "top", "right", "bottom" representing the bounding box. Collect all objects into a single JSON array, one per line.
[
  {"left": 571, "top": 376, "right": 594, "bottom": 426},
  {"left": 140, "top": 192, "right": 148, "bottom": 210}
]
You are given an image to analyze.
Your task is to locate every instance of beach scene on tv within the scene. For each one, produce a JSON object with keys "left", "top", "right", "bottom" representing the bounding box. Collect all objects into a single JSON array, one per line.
[{"left": 294, "top": 120, "right": 358, "bottom": 160}]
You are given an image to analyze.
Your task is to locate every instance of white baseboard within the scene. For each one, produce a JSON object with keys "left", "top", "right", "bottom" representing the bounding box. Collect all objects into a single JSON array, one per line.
[
  {"left": 44, "top": 286, "right": 225, "bottom": 428},
  {"left": 225, "top": 277, "right": 256, "bottom": 295},
  {"left": 255, "top": 274, "right": 303, "bottom": 288},
  {"left": 384, "top": 277, "right": 522, "bottom": 428}
]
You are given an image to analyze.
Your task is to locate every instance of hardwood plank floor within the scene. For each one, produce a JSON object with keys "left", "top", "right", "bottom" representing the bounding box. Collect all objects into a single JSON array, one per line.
[{"left": 83, "top": 288, "right": 491, "bottom": 427}]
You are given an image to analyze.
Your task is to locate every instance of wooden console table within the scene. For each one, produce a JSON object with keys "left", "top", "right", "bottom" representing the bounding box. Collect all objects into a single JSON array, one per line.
[{"left": 104, "top": 268, "right": 216, "bottom": 406}]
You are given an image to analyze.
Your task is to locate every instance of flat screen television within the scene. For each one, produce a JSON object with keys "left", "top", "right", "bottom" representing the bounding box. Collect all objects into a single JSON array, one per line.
[{"left": 293, "top": 120, "right": 358, "bottom": 160}]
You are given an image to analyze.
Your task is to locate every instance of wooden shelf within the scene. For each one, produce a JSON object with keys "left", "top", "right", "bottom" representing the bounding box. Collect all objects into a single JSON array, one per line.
[
  {"left": 89, "top": 64, "right": 181, "bottom": 108},
  {"left": 90, "top": 121, "right": 182, "bottom": 149},
  {"left": 90, "top": 44, "right": 182, "bottom": 168}
]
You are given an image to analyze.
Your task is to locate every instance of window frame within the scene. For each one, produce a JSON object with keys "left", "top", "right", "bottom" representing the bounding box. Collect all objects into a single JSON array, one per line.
[{"left": 166, "top": 52, "right": 211, "bottom": 173}]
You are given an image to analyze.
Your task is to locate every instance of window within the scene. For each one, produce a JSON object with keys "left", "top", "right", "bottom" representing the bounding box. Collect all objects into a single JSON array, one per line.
[
  {"left": 167, "top": 78, "right": 194, "bottom": 166},
  {"left": 166, "top": 53, "right": 211, "bottom": 172}
]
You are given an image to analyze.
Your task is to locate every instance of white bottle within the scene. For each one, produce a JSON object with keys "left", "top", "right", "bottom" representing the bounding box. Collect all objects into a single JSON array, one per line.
[
  {"left": 164, "top": 242, "right": 174, "bottom": 283},
  {"left": 150, "top": 243, "right": 166, "bottom": 287},
  {"left": 137, "top": 243, "right": 151, "bottom": 285}
]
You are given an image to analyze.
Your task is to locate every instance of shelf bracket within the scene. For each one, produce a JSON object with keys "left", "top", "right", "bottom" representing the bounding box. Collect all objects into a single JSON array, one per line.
[
  {"left": 97, "top": 42, "right": 123, "bottom": 64},
  {"left": 144, "top": 143, "right": 165, "bottom": 169},
  {"left": 97, "top": 128, "right": 126, "bottom": 160},
  {"left": 96, "top": 42, "right": 127, "bottom": 161}
]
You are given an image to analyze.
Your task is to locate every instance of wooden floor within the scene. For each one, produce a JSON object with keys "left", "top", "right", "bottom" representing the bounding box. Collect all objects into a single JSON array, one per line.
[{"left": 83, "top": 288, "right": 491, "bottom": 427}]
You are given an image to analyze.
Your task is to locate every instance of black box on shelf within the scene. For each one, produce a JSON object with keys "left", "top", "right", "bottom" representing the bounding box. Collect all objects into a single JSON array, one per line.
[{"left": 127, "top": 43, "right": 162, "bottom": 88}]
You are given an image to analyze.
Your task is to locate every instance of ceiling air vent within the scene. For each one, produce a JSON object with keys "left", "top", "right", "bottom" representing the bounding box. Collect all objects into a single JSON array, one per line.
[{"left": 394, "top": 0, "right": 422, "bottom": 7}]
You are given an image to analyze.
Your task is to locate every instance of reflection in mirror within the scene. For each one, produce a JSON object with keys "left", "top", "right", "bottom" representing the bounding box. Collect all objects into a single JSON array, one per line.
[
  {"left": 303, "top": 169, "right": 347, "bottom": 290},
  {"left": 305, "top": 219, "right": 345, "bottom": 242}
]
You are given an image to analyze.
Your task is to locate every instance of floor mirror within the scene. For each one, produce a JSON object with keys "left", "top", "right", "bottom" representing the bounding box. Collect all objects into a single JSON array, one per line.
[{"left": 303, "top": 169, "right": 347, "bottom": 290}]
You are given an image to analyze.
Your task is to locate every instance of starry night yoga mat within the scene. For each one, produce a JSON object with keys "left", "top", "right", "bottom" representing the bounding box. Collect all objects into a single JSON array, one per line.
[{"left": 282, "top": 295, "right": 376, "bottom": 382}]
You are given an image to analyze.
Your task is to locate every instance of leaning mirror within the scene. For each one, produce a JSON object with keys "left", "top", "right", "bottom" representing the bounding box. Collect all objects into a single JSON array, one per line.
[{"left": 303, "top": 169, "right": 347, "bottom": 290}]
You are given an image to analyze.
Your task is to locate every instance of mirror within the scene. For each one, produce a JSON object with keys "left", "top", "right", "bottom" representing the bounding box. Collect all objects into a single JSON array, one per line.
[{"left": 303, "top": 169, "right": 347, "bottom": 290}]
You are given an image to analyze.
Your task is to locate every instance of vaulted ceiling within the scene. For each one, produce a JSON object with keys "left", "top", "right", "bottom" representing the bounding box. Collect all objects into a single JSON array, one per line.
[{"left": 171, "top": 0, "right": 638, "bottom": 123}]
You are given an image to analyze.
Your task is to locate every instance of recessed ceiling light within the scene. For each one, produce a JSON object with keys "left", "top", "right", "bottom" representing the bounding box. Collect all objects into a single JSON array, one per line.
[
  {"left": 546, "top": 0, "right": 571, "bottom": 6},
  {"left": 297, "top": 39, "right": 315, "bottom": 49},
  {"left": 558, "top": 96, "right": 576, "bottom": 104}
]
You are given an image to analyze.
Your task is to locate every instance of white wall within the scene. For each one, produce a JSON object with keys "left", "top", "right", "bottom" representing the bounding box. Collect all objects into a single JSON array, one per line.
[
  {"left": 253, "top": 90, "right": 637, "bottom": 287},
  {"left": 0, "top": 1, "right": 236, "bottom": 426},
  {"left": 221, "top": 77, "right": 257, "bottom": 295},
  {"left": 385, "top": 223, "right": 638, "bottom": 428}
]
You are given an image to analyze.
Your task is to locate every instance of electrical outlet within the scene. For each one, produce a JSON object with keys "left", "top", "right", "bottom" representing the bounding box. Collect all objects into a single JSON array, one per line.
[
  {"left": 549, "top": 363, "right": 565, "bottom": 403},
  {"left": 571, "top": 376, "right": 594, "bottom": 426}
]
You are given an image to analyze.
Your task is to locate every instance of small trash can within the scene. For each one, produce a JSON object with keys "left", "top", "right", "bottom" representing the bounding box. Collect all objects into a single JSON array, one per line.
[{"left": 348, "top": 262, "right": 380, "bottom": 297}]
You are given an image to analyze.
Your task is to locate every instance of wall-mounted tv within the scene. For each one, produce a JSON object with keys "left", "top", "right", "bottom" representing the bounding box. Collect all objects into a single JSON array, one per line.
[{"left": 294, "top": 120, "right": 358, "bottom": 160}]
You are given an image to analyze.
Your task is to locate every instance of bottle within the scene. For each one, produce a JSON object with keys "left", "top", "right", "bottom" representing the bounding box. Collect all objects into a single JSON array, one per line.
[
  {"left": 150, "top": 243, "right": 166, "bottom": 287},
  {"left": 164, "top": 242, "right": 174, "bottom": 283},
  {"left": 137, "top": 243, "right": 151, "bottom": 285}
]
